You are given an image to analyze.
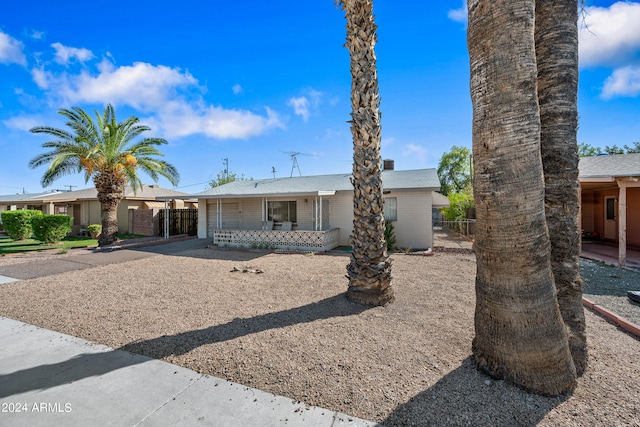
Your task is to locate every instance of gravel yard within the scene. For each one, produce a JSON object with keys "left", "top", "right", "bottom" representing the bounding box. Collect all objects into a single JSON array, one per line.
[
  {"left": 0, "top": 241, "right": 639, "bottom": 426},
  {"left": 581, "top": 258, "right": 640, "bottom": 326}
]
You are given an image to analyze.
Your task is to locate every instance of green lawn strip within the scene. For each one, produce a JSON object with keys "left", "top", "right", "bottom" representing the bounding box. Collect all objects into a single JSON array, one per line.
[{"left": 0, "top": 234, "right": 148, "bottom": 255}]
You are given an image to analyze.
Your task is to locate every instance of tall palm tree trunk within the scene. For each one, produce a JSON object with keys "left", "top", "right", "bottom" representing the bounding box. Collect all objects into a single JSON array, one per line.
[
  {"left": 94, "top": 173, "right": 125, "bottom": 246},
  {"left": 339, "top": 0, "right": 394, "bottom": 306},
  {"left": 535, "top": 0, "right": 587, "bottom": 376},
  {"left": 468, "top": 0, "right": 577, "bottom": 395}
]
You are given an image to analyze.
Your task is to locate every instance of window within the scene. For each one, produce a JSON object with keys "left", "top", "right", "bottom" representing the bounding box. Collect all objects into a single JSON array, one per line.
[
  {"left": 606, "top": 198, "right": 615, "bottom": 221},
  {"left": 268, "top": 201, "right": 297, "bottom": 223},
  {"left": 54, "top": 205, "right": 68, "bottom": 215},
  {"left": 384, "top": 197, "right": 397, "bottom": 221}
]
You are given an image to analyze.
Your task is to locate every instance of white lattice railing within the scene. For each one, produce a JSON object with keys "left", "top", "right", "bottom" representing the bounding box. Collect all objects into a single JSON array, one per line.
[{"left": 213, "top": 228, "right": 340, "bottom": 251}]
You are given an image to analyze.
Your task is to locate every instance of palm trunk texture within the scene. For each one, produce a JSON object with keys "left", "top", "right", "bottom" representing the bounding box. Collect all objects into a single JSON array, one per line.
[
  {"left": 94, "top": 173, "right": 125, "bottom": 247},
  {"left": 468, "top": 0, "right": 577, "bottom": 395},
  {"left": 535, "top": 0, "right": 587, "bottom": 376},
  {"left": 340, "top": 0, "right": 394, "bottom": 306}
]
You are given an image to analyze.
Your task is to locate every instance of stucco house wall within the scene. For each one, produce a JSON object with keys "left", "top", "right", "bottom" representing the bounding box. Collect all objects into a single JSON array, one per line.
[{"left": 195, "top": 170, "right": 448, "bottom": 249}]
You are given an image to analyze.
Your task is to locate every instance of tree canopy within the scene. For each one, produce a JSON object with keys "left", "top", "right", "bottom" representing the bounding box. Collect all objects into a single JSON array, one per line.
[
  {"left": 207, "top": 170, "right": 250, "bottom": 189},
  {"left": 578, "top": 141, "right": 640, "bottom": 157},
  {"left": 437, "top": 145, "right": 472, "bottom": 196}
]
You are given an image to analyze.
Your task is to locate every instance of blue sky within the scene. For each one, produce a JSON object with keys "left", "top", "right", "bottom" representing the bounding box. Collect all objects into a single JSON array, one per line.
[{"left": 1, "top": 1, "right": 639, "bottom": 194}]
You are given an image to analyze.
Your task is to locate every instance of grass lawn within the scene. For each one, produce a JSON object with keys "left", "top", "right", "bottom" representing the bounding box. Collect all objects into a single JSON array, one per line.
[{"left": 0, "top": 234, "right": 147, "bottom": 255}]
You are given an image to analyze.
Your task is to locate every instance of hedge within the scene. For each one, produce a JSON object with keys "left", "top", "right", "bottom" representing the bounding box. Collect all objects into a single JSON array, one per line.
[
  {"left": 31, "top": 214, "right": 72, "bottom": 243},
  {"left": 0, "top": 210, "right": 43, "bottom": 240}
]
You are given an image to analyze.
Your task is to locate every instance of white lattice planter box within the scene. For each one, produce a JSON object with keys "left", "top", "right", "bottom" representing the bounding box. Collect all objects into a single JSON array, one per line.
[{"left": 214, "top": 228, "right": 340, "bottom": 252}]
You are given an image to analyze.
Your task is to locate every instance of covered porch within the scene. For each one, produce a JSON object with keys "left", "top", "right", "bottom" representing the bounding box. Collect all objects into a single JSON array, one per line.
[
  {"left": 580, "top": 177, "right": 640, "bottom": 267},
  {"left": 202, "top": 191, "right": 341, "bottom": 252},
  {"left": 581, "top": 240, "right": 640, "bottom": 272},
  {"left": 214, "top": 228, "right": 340, "bottom": 252}
]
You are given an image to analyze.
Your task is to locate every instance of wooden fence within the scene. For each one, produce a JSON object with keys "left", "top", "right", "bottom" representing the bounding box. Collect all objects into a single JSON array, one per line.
[{"left": 437, "top": 219, "right": 476, "bottom": 237}]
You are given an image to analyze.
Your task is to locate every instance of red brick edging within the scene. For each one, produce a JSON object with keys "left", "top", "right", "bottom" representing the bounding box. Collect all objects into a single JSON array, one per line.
[{"left": 583, "top": 297, "right": 640, "bottom": 338}]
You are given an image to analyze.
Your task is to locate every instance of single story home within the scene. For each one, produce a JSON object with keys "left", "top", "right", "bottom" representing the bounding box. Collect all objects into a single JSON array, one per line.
[
  {"left": 579, "top": 153, "right": 640, "bottom": 266},
  {"left": 0, "top": 184, "right": 194, "bottom": 236},
  {"left": 191, "top": 168, "right": 448, "bottom": 251}
]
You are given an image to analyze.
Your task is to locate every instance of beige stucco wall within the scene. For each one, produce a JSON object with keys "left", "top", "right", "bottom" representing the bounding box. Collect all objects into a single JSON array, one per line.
[{"left": 198, "top": 190, "right": 435, "bottom": 249}]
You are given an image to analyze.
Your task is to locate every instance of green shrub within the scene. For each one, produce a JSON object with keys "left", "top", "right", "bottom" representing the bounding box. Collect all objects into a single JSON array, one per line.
[
  {"left": 31, "top": 214, "right": 72, "bottom": 243},
  {"left": 0, "top": 210, "right": 42, "bottom": 240},
  {"left": 87, "top": 223, "right": 102, "bottom": 238},
  {"left": 384, "top": 220, "right": 397, "bottom": 251},
  {"left": 440, "top": 190, "right": 475, "bottom": 221}
]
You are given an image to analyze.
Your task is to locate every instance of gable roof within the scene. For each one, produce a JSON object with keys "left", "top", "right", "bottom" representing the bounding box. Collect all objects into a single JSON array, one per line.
[
  {"left": 193, "top": 168, "right": 441, "bottom": 199},
  {"left": 0, "top": 185, "right": 189, "bottom": 204},
  {"left": 579, "top": 153, "right": 640, "bottom": 180},
  {"left": 0, "top": 191, "right": 63, "bottom": 202}
]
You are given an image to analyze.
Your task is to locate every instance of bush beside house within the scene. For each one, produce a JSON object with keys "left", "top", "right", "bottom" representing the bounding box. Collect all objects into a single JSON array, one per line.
[
  {"left": 31, "top": 214, "right": 72, "bottom": 243},
  {"left": 0, "top": 210, "right": 42, "bottom": 240}
]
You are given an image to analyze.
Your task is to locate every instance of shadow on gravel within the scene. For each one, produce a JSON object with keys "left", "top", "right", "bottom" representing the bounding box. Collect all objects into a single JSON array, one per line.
[
  {"left": 383, "top": 357, "right": 568, "bottom": 427},
  {"left": 130, "top": 238, "right": 327, "bottom": 262},
  {"left": 1, "top": 293, "right": 368, "bottom": 398},
  {"left": 121, "top": 293, "right": 370, "bottom": 358}
]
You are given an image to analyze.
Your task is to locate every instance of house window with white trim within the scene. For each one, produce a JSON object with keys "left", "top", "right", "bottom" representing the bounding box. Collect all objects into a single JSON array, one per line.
[
  {"left": 268, "top": 201, "right": 297, "bottom": 223},
  {"left": 384, "top": 197, "right": 397, "bottom": 221}
]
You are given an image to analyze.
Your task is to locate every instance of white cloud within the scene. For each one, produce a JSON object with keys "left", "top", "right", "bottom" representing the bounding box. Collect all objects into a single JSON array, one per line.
[
  {"left": 51, "top": 42, "right": 94, "bottom": 65},
  {"left": 447, "top": 0, "right": 467, "bottom": 24},
  {"left": 31, "top": 57, "right": 284, "bottom": 140},
  {"left": 579, "top": 2, "right": 640, "bottom": 68},
  {"left": 287, "top": 96, "right": 311, "bottom": 122},
  {"left": 232, "top": 84, "right": 243, "bottom": 95},
  {"left": 2, "top": 115, "right": 41, "bottom": 131},
  {"left": 402, "top": 143, "right": 428, "bottom": 162},
  {"left": 160, "top": 103, "right": 283, "bottom": 139},
  {"left": 381, "top": 136, "right": 396, "bottom": 148},
  {"left": 0, "top": 31, "right": 27, "bottom": 66},
  {"left": 30, "top": 30, "right": 45, "bottom": 40},
  {"left": 61, "top": 62, "right": 198, "bottom": 108},
  {"left": 601, "top": 65, "right": 640, "bottom": 99},
  {"left": 287, "top": 88, "right": 324, "bottom": 122}
]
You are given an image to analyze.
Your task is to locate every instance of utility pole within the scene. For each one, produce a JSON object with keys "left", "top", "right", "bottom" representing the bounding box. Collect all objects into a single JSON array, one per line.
[{"left": 222, "top": 158, "right": 229, "bottom": 180}]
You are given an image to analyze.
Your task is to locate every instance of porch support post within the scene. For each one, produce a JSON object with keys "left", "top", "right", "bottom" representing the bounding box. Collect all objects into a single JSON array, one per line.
[
  {"left": 320, "top": 195, "right": 323, "bottom": 231},
  {"left": 217, "top": 199, "right": 221, "bottom": 229},
  {"left": 617, "top": 180, "right": 627, "bottom": 267},
  {"left": 164, "top": 199, "right": 169, "bottom": 239}
]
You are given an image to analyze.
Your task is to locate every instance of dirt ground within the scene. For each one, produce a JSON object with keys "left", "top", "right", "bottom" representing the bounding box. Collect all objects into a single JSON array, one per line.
[{"left": 0, "top": 242, "right": 639, "bottom": 426}]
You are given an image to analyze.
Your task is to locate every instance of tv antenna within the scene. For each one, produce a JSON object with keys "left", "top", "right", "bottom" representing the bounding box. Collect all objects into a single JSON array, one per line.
[
  {"left": 282, "top": 151, "right": 313, "bottom": 177},
  {"left": 271, "top": 166, "right": 277, "bottom": 178}
]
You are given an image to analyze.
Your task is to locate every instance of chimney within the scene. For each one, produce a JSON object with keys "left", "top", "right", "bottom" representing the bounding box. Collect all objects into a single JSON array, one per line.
[{"left": 383, "top": 159, "right": 395, "bottom": 171}]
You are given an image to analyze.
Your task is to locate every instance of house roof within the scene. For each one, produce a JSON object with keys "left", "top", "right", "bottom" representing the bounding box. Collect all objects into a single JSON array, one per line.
[
  {"left": 579, "top": 153, "right": 640, "bottom": 180},
  {"left": 0, "top": 191, "right": 63, "bottom": 202},
  {"left": 192, "top": 168, "right": 441, "bottom": 199},
  {"left": 0, "top": 185, "right": 190, "bottom": 204}
]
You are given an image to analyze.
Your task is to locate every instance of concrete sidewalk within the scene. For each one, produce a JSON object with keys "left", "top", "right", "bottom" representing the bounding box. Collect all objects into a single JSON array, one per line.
[{"left": 0, "top": 317, "right": 378, "bottom": 427}]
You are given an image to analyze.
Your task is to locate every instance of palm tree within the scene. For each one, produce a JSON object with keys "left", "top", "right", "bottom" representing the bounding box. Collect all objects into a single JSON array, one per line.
[
  {"left": 338, "top": 0, "right": 394, "bottom": 305},
  {"left": 468, "top": 0, "right": 576, "bottom": 395},
  {"left": 29, "top": 104, "right": 179, "bottom": 246},
  {"left": 535, "top": 0, "right": 587, "bottom": 376}
]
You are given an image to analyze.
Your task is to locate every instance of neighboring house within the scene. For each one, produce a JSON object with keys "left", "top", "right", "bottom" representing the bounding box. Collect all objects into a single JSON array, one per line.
[
  {"left": 579, "top": 153, "right": 640, "bottom": 266},
  {"left": 0, "top": 185, "right": 194, "bottom": 236},
  {"left": 192, "top": 168, "right": 448, "bottom": 251},
  {"left": 0, "top": 191, "right": 64, "bottom": 229}
]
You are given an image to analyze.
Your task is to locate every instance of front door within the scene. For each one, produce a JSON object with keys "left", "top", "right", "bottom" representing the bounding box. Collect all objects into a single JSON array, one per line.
[{"left": 604, "top": 196, "right": 617, "bottom": 240}]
